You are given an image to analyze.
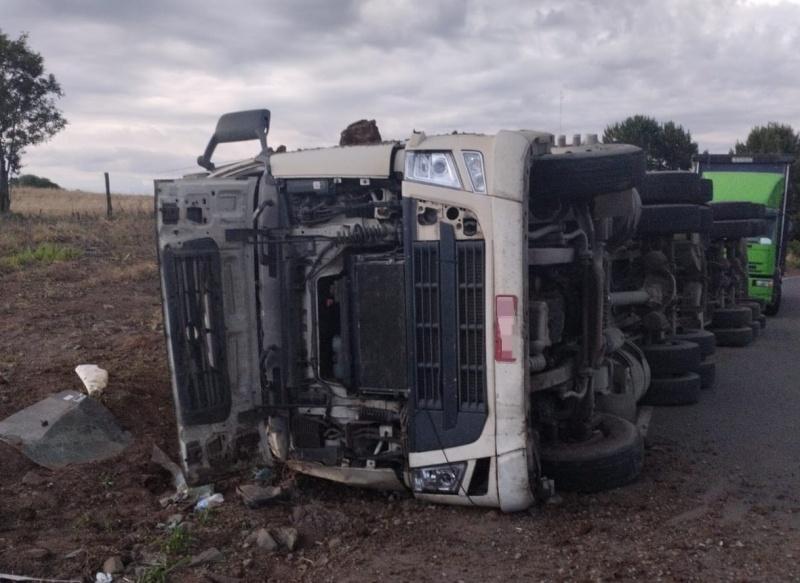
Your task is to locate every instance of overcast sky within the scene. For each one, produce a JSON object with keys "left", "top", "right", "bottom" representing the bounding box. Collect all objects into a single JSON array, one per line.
[{"left": 5, "top": 0, "right": 800, "bottom": 193}]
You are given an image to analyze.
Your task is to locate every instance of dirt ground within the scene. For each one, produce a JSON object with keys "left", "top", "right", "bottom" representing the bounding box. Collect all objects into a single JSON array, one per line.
[{"left": 1, "top": 190, "right": 799, "bottom": 582}]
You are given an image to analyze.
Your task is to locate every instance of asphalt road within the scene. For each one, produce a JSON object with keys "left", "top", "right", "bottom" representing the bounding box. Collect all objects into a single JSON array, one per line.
[{"left": 652, "top": 276, "right": 800, "bottom": 524}]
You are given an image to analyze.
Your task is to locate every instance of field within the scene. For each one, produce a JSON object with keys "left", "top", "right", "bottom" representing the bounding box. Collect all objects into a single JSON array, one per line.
[{"left": 1, "top": 188, "right": 799, "bottom": 582}]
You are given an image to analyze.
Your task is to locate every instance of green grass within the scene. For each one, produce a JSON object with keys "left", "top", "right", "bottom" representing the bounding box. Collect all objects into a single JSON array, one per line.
[
  {"left": 160, "top": 525, "right": 192, "bottom": 556},
  {"left": 134, "top": 524, "right": 192, "bottom": 582},
  {"left": 1, "top": 241, "right": 82, "bottom": 269},
  {"left": 136, "top": 558, "right": 188, "bottom": 583}
]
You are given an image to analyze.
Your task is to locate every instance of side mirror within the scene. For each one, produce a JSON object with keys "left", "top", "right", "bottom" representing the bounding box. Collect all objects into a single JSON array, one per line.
[{"left": 197, "top": 109, "right": 271, "bottom": 171}]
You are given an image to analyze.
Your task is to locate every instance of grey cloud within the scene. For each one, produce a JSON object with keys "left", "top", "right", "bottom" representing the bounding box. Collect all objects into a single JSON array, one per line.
[{"left": 4, "top": 0, "right": 800, "bottom": 193}]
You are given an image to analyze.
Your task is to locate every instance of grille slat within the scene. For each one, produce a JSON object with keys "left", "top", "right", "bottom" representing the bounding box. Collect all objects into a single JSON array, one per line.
[
  {"left": 171, "top": 250, "right": 228, "bottom": 417},
  {"left": 413, "top": 244, "right": 441, "bottom": 408},
  {"left": 457, "top": 242, "right": 486, "bottom": 410}
]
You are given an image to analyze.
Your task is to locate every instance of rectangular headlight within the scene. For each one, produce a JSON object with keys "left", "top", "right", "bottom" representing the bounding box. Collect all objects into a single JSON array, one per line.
[
  {"left": 463, "top": 151, "right": 487, "bottom": 193},
  {"left": 411, "top": 462, "right": 466, "bottom": 494},
  {"left": 753, "top": 279, "right": 774, "bottom": 288},
  {"left": 405, "top": 151, "right": 462, "bottom": 189}
]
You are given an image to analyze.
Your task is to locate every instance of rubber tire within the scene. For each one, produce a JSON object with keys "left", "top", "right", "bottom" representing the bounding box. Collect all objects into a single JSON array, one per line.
[
  {"left": 640, "top": 372, "right": 702, "bottom": 406},
  {"left": 637, "top": 204, "right": 706, "bottom": 236},
  {"left": 531, "top": 144, "right": 646, "bottom": 201},
  {"left": 758, "top": 314, "right": 767, "bottom": 328},
  {"left": 749, "top": 219, "right": 769, "bottom": 238},
  {"left": 738, "top": 301, "right": 762, "bottom": 320},
  {"left": 699, "top": 178, "right": 713, "bottom": 203},
  {"left": 673, "top": 329, "right": 716, "bottom": 357},
  {"left": 696, "top": 358, "right": 716, "bottom": 390},
  {"left": 711, "top": 201, "right": 767, "bottom": 220},
  {"left": 641, "top": 340, "right": 701, "bottom": 376},
  {"left": 539, "top": 414, "right": 644, "bottom": 493},
  {"left": 749, "top": 322, "right": 760, "bottom": 339},
  {"left": 765, "top": 279, "right": 782, "bottom": 316},
  {"left": 639, "top": 171, "right": 708, "bottom": 204},
  {"left": 713, "top": 326, "right": 754, "bottom": 347},
  {"left": 711, "top": 220, "right": 754, "bottom": 240},
  {"left": 712, "top": 306, "right": 753, "bottom": 328},
  {"left": 698, "top": 205, "right": 713, "bottom": 234}
]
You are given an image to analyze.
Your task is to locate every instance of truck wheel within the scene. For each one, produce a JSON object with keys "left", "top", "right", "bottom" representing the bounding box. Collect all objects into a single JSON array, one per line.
[
  {"left": 699, "top": 178, "right": 713, "bottom": 204},
  {"left": 696, "top": 359, "right": 716, "bottom": 390},
  {"left": 672, "top": 329, "right": 716, "bottom": 358},
  {"left": 640, "top": 372, "right": 702, "bottom": 406},
  {"left": 698, "top": 205, "right": 713, "bottom": 234},
  {"left": 758, "top": 314, "right": 767, "bottom": 328},
  {"left": 636, "top": 204, "right": 705, "bottom": 236},
  {"left": 713, "top": 326, "right": 754, "bottom": 347},
  {"left": 540, "top": 414, "right": 643, "bottom": 493},
  {"left": 638, "top": 171, "right": 709, "bottom": 204},
  {"left": 749, "top": 322, "right": 760, "bottom": 339},
  {"left": 711, "top": 220, "right": 754, "bottom": 240},
  {"left": 711, "top": 201, "right": 767, "bottom": 220},
  {"left": 738, "top": 301, "right": 762, "bottom": 320},
  {"left": 765, "top": 279, "right": 782, "bottom": 316},
  {"left": 641, "top": 340, "right": 701, "bottom": 375},
  {"left": 712, "top": 306, "right": 753, "bottom": 328},
  {"left": 531, "top": 144, "right": 646, "bottom": 201}
]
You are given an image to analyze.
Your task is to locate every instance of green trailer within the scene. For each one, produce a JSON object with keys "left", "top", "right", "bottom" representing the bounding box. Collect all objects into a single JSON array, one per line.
[{"left": 693, "top": 154, "right": 794, "bottom": 315}]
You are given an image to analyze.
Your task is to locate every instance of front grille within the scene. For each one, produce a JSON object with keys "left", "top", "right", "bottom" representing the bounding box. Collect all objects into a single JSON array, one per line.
[
  {"left": 413, "top": 243, "right": 441, "bottom": 408},
  {"left": 411, "top": 239, "right": 486, "bottom": 411},
  {"left": 457, "top": 242, "right": 486, "bottom": 410},
  {"left": 164, "top": 239, "right": 231, "bottom": 425}
]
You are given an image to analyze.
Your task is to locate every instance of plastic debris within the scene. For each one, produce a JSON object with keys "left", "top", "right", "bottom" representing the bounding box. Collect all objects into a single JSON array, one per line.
[
  {"left": 75, "top": 364, "right": 109, "bottom": 396},
  {"left": 237, "top": 484, "right": 284, "bottom": 508},
  {"left": 252, "top": 467, "right": 273, "bottom": 483},
  {"left": 195, "top": 492, "right": 224, "bottom": 511},
  {"left": 94, "top": 573, "right": 113, "bottom": 583}
]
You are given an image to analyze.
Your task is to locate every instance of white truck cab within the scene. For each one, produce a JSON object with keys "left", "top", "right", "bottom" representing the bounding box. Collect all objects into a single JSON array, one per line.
[{"left": 156, "top": 110, "right": 647, "bottom": 511}]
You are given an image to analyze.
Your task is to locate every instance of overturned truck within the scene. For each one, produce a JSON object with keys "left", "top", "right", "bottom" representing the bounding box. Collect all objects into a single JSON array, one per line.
[{"left": 156, "top": 110, "right": 650, "bottom": 511}]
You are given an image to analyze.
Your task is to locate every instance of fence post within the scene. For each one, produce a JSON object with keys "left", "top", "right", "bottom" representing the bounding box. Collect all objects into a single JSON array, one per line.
[{"left": 104, "top": 172, "right": 112, "bottom": 219}]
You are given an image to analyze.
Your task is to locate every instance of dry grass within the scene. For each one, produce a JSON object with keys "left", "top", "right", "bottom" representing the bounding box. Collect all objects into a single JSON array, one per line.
[
  {"left": 1, "top": 187, "right": 156, "bottom": 275},
  {"left": 10, "top": 186, "right": 152, "bottom": 216}
]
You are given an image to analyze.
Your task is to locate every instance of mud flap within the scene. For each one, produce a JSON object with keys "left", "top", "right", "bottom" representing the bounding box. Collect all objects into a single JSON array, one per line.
[{"left": 156, "top": 177, "right": 269, "bottom": 483}]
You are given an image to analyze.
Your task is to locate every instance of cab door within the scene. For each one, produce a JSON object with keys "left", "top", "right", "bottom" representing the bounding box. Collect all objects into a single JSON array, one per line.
[{"left": 156, "top": 176, "right": 268, "bottom": 483}]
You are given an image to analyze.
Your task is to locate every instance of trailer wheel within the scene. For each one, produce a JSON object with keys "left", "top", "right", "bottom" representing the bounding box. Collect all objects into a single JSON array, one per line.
[
  {"left": 638, "top": 171, "right": 710, "bottom": 204},
  {"left": 531, "top": 144, "right": 646, "bottom": 201},
  {"left": 641, "top": 340, "right": 701, "bottom": 376},
  {"left": 696, "top": 359, "right": 716, "bottom": 390},
  {"left": 712, "top": 306, "right": 752, "bottom": 328},
  {"left": 540, "top": 414, "right": 643, "bottom": 493},
  {"left": 711, "top": 219, "right": 755, "bottom": 240},
  {"left": 738, "top": 300, "right": 762, "bottom": 320},
  {"left": 672, "top": 329, "right": 716, "bottom": 358},
  {"left": 636, "top": 204, "right": 706, "bottom": 236},
  {"left": 712, "top": 326, "right": 754, "bottom": 347},
  {"left": 765, "top": 278, "right": 782, "bottom": 316},
  {"left": 640, "top": 372, "right": 702, "bottom": 406},
  {"left": 711, "top": 201, "right": 767, "bottom": 220}
]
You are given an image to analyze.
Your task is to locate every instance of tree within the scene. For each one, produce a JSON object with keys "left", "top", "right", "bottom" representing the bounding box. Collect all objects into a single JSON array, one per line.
[
  {"left": 603, "top": 114, "right": 698, "bottom": 170},
  {"left": 10, "top": 173, "right": 60, "bottom": 189},
  {"left": 734, "top": 122, "right": 800, "bottom": 156},
  {"left": 0, "top": 31, "right": 66, "bottom": 213}
]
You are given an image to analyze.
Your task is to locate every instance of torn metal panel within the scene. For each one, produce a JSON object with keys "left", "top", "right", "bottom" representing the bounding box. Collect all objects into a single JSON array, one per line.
[
  {"left": 0, "top": 390, "right": 132, "bottom": 469},
  {"left": 287, "top": 460, "right": 406, "bottom": 492}
]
